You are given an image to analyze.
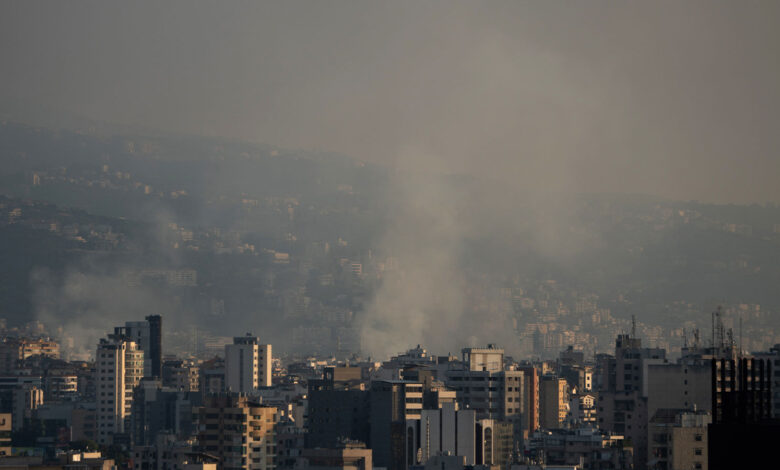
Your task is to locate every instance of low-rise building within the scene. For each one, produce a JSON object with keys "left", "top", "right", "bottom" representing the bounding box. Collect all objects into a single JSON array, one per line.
[
  {"left": 526, "top": 427, "right": 632, "bottom": 470},
  {"left": 298, "top": 443, "right": 372, "bottom": 470}
]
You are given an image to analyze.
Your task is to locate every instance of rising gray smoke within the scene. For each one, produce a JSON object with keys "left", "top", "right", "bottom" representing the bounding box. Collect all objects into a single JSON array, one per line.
[
  {"left": 31, "top": 266, "right": 174, "bottom": 360},
  {"left": 360, "top": 154, "right": 527, "bottom": 358}
]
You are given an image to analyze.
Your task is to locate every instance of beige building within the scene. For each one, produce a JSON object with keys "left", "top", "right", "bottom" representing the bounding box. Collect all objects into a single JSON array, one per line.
[
  {"left": 0, "top": 413, "right": 10, "bottom": 457},
  {"left": 198, "top": 395, "right": 276, "bottom": 470},
  {"left": 45, "top": 373, "right": 79, "bottom": 400},
  {"left": 0, "top": 338, "right": 60, "bottom": 374},
  {"left": 95, "top": 333, "right": 144, "bottom": 444},
  {"left": 517, "top": 366, "right": 540, "bottom": 434},
  {"left": 649, "top": 409, "right": 710, "bottom": 470},
  {"left": 463, "top": 345, "right": 504, "bottom": 372}
]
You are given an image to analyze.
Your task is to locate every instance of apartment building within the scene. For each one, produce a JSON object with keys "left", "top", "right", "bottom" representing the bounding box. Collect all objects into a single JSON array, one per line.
[
  {"left": 198, "top": 395, "right": 277, "bottom": 470},
  {"left": 648, "top": 409, "right": 710, "bottom": 470},
  {"left": 95, "top": 333, "right": 144, "bottom": 444},
  {"left": 225, "top": 335, "right": 272, "bottom": 392},
  {"left": 444, "top": 346, "right": 533, "bottom": 437},
  {"left": 0, "top": 338, "right": 60, "bottom": 374}
]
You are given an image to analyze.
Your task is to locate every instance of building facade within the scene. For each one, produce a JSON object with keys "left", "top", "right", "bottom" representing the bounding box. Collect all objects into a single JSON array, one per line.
[
  {"left": 225, "top": 335, "right": 272, "bottom": 393},
  {"left": 197, "top": 395, "right": 276, "bottom": 470},
  {"left": 540, "top": 376, "right": 568, "bottom": 429},
  {"left": 124, "top": 315, "right": 163, "bottom": 379},
  {"left": 95, "top": 333, "right": 144, "bottom": 444}
]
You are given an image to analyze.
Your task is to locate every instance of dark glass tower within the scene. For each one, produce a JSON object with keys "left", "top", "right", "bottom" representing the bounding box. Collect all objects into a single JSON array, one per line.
[{"left": 146, "top": 314, "right": 162, "bottom": 378}]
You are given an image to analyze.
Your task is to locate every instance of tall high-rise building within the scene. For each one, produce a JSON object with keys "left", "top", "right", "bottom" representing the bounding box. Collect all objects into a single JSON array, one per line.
[
  {"left": 539, "top": 376, "right": 568, "bottom": 429},
  {"left": 306, "top": 370, "right": 370, "bottom": 449},
  {"left": 95, "top": 332, "right": 144, "bottom": 444},
  {"left": 124, "top": 315, "right": 163, "bottom": 378},
  {"left": 751, "top": 344, "right": 780, "bottom": 418},
  {"left": 517, "top": 366, "right": 540, "bottom": 434},
  {"left": 598, "top": 333, "right": 665, "bottom": 470},
  {"left": 258, "top": 343, "right": 272, "bottom": 387},
  {"left": 146, "top": 315, "right": 162, "bottom": 378},
  {"left": 197, "top": 394, "right": 276, "bottom": 470},
  {"left": 369, "top": 381, "right": 424, "bottom": 470},
  {"left": 225, "top": 335, "right": 272, "bottom": 393},
  {"left": 709, "top": 357, "right": 776, "bottom": 470}
]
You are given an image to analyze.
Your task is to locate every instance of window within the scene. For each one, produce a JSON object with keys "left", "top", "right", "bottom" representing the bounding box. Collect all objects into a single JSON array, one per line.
[{"left": 695, "top": 448, "right": 703, "bottom": 456}]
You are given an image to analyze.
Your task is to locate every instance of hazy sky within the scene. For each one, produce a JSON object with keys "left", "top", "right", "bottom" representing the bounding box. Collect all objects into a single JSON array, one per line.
[{"left": 2, "top": 1, "right": 779, "bottom": 202}]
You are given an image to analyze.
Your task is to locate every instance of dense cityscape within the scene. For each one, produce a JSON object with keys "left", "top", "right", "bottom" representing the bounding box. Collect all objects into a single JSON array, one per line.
[
  {"left": 2, "top": 122, "right": 780, "bottom": 364},
  {"left": 0, "top": 313, "right": 775, "bottom": 470},
  {"left": 2, "top": 2, "right": 780, "bottom": 469},
  {"left": 0, "top": 120, "right": 778, "bottom": 469}
]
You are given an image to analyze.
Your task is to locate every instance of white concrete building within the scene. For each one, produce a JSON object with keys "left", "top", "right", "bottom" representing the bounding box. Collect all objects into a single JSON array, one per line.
[
  {"left": 225, "top": 334, "right": 272, "bottom": 393},
  {"left": 96, "top": 334, "right": 144, "bottom": 444}
]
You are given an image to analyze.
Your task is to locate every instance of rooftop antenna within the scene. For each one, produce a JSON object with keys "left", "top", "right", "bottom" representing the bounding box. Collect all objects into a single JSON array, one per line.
[
  {"left": 711, "top": 309, "right": 716, "bottom": 350},
  {"left": 727, "top": 328, "right": 735, "bottom": 352},
  {"left": 739, "top": 315, "right": 743, "bottom": 358},
  {"left": 631, "top": 315, "right": 636, "bottom": 339}
]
